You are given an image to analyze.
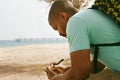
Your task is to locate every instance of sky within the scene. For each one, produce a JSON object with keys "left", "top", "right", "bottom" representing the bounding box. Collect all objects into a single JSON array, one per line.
[{"left": 0, "top": 0, "right": 61, "bottom": 40}]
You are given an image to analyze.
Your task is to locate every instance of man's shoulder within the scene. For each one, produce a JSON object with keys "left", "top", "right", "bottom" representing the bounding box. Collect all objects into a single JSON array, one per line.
[{"left": 73, "top": 8, "right": 100, "bottom": 17}]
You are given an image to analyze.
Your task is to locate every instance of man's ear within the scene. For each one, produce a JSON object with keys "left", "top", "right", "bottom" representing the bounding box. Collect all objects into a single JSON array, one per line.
[{"left": 59, "top": 12, "right": 68, "bottom": 22}]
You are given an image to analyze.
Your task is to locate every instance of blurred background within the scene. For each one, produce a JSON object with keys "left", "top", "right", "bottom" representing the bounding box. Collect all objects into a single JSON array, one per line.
[
  {"left": 0, "top": 0, "right": 68, "bottom": 47},
  {"left": 0, "top": 0, "right": 62, "bottom": 40}
]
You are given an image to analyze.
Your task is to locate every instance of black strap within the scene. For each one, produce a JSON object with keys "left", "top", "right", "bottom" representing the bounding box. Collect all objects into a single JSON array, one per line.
[
  {"left": 93, "top": 45, "right": 99, "bottom": 73},
  {"left": 91, "top": 42, "right": 120, "bottom": 73},
  {"left": 91, "top": 42, "right": 120, "bottom": 47}
]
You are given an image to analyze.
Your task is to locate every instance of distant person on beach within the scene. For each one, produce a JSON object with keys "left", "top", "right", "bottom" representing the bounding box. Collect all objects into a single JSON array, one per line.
[{"left": 45, "top": 0, "right": 120, "bottom": 80}]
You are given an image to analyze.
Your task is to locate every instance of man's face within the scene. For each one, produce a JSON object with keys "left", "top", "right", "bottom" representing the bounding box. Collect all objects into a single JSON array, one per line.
[
  {"left": 56, "top": 21, "right": 67, "bottom": 37},
  {"left": 49, "top": 17, "right": 68, "bottom": 37}
]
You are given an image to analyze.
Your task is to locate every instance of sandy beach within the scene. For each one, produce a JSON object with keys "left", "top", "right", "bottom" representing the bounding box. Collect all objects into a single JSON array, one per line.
[{"left": 0, "top": 43, "right": 70, "bottom": 80}]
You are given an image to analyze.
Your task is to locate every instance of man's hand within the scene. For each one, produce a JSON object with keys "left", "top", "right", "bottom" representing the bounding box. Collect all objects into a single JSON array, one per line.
[
  {"left": 45, "top": 68, "right": 65, "bottom": 80},
  {"left": 44, "top": 68, "right": 58, "bottom": 80},
  {"left": 44, "top": 60, "right": 65, "bottom": 80},
  {"left": 44, "top": 59, "right": 71, "bottom": 80},
  {"left": 46, "top": 59, "right": 69, "bottom": 74}
]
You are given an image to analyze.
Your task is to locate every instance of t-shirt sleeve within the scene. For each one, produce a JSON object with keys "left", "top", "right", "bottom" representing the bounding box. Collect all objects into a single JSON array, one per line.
[{"left": 66, "top": 17, "right": 90, "bottom": 53}]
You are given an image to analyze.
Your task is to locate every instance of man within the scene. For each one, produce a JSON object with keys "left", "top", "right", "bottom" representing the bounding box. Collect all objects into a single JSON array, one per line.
[{"left": 46, "top": 0, "right": 120, "bottom": 80}]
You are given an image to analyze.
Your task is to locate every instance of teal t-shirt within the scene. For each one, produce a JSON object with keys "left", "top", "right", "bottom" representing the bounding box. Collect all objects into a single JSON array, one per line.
[{"left": 67, "top": 9, "right": 120, "bottom": 71}]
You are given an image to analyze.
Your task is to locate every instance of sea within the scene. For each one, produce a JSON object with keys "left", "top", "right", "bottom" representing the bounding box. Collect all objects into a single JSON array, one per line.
[{"left": 0, "top": 38, "right": 67, "bottom": 48}]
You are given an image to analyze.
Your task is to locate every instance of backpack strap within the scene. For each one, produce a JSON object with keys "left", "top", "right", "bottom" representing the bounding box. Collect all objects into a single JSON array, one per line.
[{"left": 91, "top": 42, "right": 120, "bottom": 73}]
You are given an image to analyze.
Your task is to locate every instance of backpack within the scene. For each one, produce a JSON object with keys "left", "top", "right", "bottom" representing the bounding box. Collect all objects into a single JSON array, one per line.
[{"left": 92, "top": 0, "right": 120, "bottom": 26}]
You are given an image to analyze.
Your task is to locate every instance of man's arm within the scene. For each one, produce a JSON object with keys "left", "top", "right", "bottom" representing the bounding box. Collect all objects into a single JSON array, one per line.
[
  {"left": 50, "top": 49, "right": 91, "bottom": 80},
  {"left": 69, "top": 49, "right": 91, "bottom": 80}
]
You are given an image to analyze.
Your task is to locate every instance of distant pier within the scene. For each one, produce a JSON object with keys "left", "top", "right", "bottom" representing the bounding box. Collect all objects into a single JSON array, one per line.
[{"left": 15, "top": 38, "right": 67, "bottom": 42}]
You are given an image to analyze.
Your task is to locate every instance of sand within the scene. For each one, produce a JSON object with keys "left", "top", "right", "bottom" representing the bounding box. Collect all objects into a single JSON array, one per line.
[{"left": 0, "top": 43, "right": 70, "bottom": 80}]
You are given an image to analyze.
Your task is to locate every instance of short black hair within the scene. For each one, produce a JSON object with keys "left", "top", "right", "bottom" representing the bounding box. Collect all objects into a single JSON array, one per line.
[{"left": 48, "top": 0, "right": 77, "bottom": 22}]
